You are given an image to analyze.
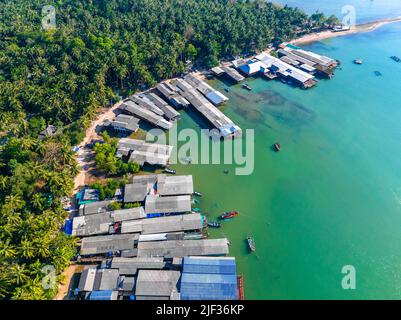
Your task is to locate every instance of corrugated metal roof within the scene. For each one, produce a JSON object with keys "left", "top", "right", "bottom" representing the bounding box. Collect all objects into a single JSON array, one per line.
[
  {"left": 130, "top": 94, "right": 164, "bottom": 116},
  {"left": 145, "top": 195, "right": 192, "bottom": 214},
  {"left": 135, "top": 295, "right": 170, "bottom": 300},
  {"left": 137, "top": 238, "right": 229, "bottom": 258},
  {"left": 88, "top": 290, "right": 119, "bottom": 300},
  {"left": 146, "top": 92, "right": 181, "bottom": 120},
  {"left": 138, "top": 232, "right": 184, "bottom": 242},
  {"left": 72, "top": 212, "right": 112, "bottom": 237},
  {"left": 73, "top": 208, "right": 145, "bottom": 237},
  {"left": 135, "top": 270, "right": 181, "bottom": 297},
  {"left": 110, "top": 207, "right": 146, "bottom": 222},
  {"left": 121, "top": 100, "right": 172, "bottom": 130},
  {"left": 106, "top": 114, "right": 140, "bottom": 132},
  {"left": 157, "top": 174, "right": 194, "bottom": 196},
  {"left": 121, "top": 213, "right": 202, "bottom": 234},
  {"left": 93, "top": 269, "right": 120, "bottom": 291},
  {"left": 111, "top": 257, "right": 165, "bottom": 275},
  {"left": 171, "top": 79, "right": 241, "bottom": 138},
  {"left": 221, "top": 66, "right": 245, "bottom": 82},
  {"left": 184, "top": 74, "right": 228, "bottom": 106},
  {"left": 117, "top": 138, "right": 173, "bottom": 167},
  {"left": 129, "top": 150, "right": 171, "bottom": 167},
  {"left": 80, "top": 234, "right": 139, "bottom": 255},
  {"left": 119, "top": 276, "right": 136, "bottom": 292},
  {"left": 183, "top": 256, "right": 237, "bottom": 275},
  {"left": 180, "top": 273, "right": 238, "bottom": 300},
  {"left": 78, "top": 267, "right": 97, "bottom": 292},
  {"left": 120, "top": 248, "right": 138, "bottom": 258},
  {"left": 124, "top": 183, "right": 148, "bottom": 203},
  {"left": 81, "top": 200, "right": 112, "bottom": 215}
]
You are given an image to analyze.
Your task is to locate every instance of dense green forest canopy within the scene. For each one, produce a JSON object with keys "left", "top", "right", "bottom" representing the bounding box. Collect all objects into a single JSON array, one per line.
[
  {"left": 0, "top": 0, "right": 335, "bottom": 299},
  {"left": 0, "top": 0, "right": 334, "bottom": 133}
]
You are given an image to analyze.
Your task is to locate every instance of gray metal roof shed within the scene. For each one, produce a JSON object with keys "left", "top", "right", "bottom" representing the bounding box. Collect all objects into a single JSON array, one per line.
[
  {"left": 78, "top": 267, "right": 97, "bottom": 292},
  {"left": 93, "top": 269, "right": 120, "bottom": 291},
  {"left": 137, "top": 238, "right": 229, "bottom": 258},
  {"left": 145, "top": 195, "right": 192, "bottom": 214},
  {"left": 135, "top": 270, "right": 181, "bottom": 298},
  {"left": 80, "top": 233, "right": 139, "bottom": 256},
  {"left": 111, "top": 257, "right": 165, "bottom": 275},
  {"left": 157, "top": 174, "right": 194, "bottom": 196},
  {"left": 121, "top": 213, "right": 202, "bottom": 235}
]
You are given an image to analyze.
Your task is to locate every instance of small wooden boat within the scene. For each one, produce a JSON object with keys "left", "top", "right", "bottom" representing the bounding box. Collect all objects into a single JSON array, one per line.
[
  {"left": 224, "top": 87, "right": 230, "bottom": 93},
  {"left": 193, "top": 198, "right": 200, "bottom": 204},
  {"left": 273, "top": 143, "right": 281, "bottom": 152},
  {"left": 390, "top": 56, "right": 401, "bottom": 63},
  {"left": 164, "top": 167, "right": 176, "bottom": 174},
  {"left": 374, "top": 71, "right": 382, "bottom": 76},
  {"left": 242, "top": 83, "right": 252, "bottom": 91},
  {"left": 247, "top": 236, "right": 256, "bottom": 252},
  {"left": 220, "top": 211, "right": 239, "bottom": 220},
  {"left": 194, "top": 191, "right": 203, "bottom": 197},
  {"left": 353, "top": 59, "right": 363, "bottom": 65},
  {"left": 208, "top": 221, "right": 221, "bottom": 228},
  {"left": 192, "top": 207, "right": 201, "bottom": 212}
]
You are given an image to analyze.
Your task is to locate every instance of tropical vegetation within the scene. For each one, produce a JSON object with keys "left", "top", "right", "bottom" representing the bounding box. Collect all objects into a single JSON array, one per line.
[{"left": 0, "top": 0, "right": 337, "bottom": 299}]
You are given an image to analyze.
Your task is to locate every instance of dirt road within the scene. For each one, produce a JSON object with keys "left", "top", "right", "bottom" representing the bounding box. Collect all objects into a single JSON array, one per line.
[{"left": 73, "top": 101, "right": 123, "bottom": 192}]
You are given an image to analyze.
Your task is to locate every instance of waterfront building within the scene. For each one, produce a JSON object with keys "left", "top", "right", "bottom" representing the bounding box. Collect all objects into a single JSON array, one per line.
[{"left": 104, "top": 114, "right": 140, "bottom": 134}]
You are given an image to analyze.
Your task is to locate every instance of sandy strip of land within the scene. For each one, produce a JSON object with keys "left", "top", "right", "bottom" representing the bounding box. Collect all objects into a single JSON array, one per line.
[
  {"left": 292, "top": 16, "right": 401, "bottom": 45},
  {"left": 73, "top": 101, "right": 124, "bottom": 192},
  {"left": 54, "top": 264, "right": 85, "bottom": 300}
]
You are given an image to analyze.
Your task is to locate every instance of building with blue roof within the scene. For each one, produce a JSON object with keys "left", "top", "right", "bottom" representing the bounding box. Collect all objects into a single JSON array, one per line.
[
  {"left": 183, "top": 256, "right": 237, "bottom": 275},
  {"left": 180, "top": 273, "right": 238, "bottom": 300},
  {"left": 180, "top": 256, "right": 238, "bottom": 300},
  {"left": 88, "top": 290, "right": 119, "bottom": 300}
]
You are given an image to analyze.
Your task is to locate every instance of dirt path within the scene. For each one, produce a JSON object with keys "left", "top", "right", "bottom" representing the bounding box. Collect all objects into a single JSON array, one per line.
[
  {"left": 54, "top": 264, "right": 85, "bottom": 300},
  {"left": 73, "top": 101, "right": 124, "bottom": 192}
]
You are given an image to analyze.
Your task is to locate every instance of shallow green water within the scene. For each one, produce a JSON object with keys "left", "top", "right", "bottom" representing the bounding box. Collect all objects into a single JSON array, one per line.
[{"left": 169, "top": 22, "right": 401, "bottom": 299}]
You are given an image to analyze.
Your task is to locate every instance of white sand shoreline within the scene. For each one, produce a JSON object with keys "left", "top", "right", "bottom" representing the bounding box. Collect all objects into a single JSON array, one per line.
[{"left": 291, "top": 16, "right": 401, "bottom": 45}]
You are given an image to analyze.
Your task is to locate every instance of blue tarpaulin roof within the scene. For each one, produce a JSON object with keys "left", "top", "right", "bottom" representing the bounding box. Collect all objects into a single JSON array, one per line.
[
  {"left": 88, "top": 290, "right": 117, "bottom": 300},
  {"left": 64, "top": 219, "right": 72, "bottom": 235},
  {"left": 183, "top": 257, "right": 237, "bottom": 275},
  {"left": 180, "top": 273, "right": 238, "bottom": 300}
]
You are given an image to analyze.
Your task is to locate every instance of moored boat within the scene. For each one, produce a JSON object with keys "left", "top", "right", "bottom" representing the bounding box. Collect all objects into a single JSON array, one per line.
[
  {"left": 194, "top": 191, "right": 203, "bottom": 197},
  {"left": 242, "top": 83, "right": 252, "bottom": 91},
  {"left": 164, "top": 167, "right": 176, "bottom": 174},
  {"left": 220, "top": 211, "right": 239, "bottom": 220},
  {"left": 273, "top": 143, "right": 281, "bottom": 152},
  {"left": 207, "top": 221, "right": 221, "bottom": 228},
  {"left": 247, "top": 236, "right": 256, "bottom": 252}
]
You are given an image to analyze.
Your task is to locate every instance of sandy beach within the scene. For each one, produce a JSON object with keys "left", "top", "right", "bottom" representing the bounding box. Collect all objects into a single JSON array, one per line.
[{"left": 291, "top": 16, "right": 401, "bottom": 45}]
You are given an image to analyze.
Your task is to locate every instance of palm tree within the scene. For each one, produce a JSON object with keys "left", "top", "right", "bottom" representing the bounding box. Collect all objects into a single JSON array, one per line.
[
  {"left": 5, "top": 194, "right": 24, "bottom": 212},
  {"left": 20, "top": 238, "right": 36, "bottom": 259},
  {"left": 0, "top": 239, "right": 17, "bottom": 259},
  {"left": 10, "top": 264, "right": 30, "bottom": 286},
  {"left": 32, "top": 193, "right": 45, "bottom": 210},
  {"left": 60, "top": 144, "right": 74, "bottom": 166},
  {"left": 0, "top": 175, "right": 7, "bottom": 190}
]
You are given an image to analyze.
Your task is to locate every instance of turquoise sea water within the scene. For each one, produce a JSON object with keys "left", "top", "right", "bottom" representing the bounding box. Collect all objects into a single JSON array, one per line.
[
  {"left": 274, "top": 0, "right": 401, "bottom": 23},
  {"left": 169, "top": 20, "right": 401, "bottom": 299}
]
